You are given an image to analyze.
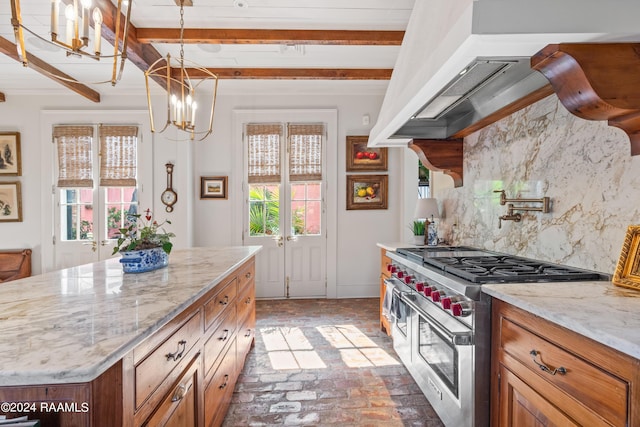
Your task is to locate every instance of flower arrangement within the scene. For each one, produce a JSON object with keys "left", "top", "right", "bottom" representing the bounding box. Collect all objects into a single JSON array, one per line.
[{"left": 112, "top": 209, "right": 175, "bottom": 255}]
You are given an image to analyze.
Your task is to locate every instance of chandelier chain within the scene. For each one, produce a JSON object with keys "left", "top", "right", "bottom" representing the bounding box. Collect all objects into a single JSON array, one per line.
[{"left": 179, "top": 1, "right": 185, "bottom": 62}]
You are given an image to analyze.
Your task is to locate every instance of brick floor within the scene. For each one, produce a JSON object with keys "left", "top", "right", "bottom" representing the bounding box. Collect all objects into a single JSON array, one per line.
[{"left": 223, "top": 298, "right": 445, "bottom": 427}]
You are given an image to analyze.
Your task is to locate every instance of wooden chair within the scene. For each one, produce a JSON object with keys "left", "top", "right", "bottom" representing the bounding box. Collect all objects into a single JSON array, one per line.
[{"left": 0, "top": 249, "right": 32, "bottom": 283}]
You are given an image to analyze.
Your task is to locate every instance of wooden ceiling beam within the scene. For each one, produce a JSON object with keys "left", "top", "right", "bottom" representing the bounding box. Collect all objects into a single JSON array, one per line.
[
  {"left": 182, "top": 67, "right": 393, "bottom": 80},
  {"left": 92, "top": 0, "right": 173, "bottom": 91},
  {"left": 0, "top": 36, "right": 100, "bottom": 103},
  {"left": 136, "top": 28, "right": 404, "bottom": 45},
  {"left": 0, "top": 93, "right": 5, "bottom": 102}
]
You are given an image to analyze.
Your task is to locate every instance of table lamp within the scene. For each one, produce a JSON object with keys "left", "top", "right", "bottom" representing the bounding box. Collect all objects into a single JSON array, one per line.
[{"left": 414, "top": 198, "right": 439, "bottom": 246}]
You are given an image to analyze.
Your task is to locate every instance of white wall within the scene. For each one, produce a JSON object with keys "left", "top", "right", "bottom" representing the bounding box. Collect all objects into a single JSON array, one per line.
[{"left": 0, "top": 85, "right": 402, "bottom": 297}]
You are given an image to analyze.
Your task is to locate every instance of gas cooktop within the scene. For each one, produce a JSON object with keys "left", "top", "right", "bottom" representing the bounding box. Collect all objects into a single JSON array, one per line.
[{"left": 395, "top": 246, "right": 607, "bottom": 284}]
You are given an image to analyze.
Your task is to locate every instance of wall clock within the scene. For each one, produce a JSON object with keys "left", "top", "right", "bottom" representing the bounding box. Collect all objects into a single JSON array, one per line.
[{"left": 161, "top": 162, "right": 177, "bottom": 212}]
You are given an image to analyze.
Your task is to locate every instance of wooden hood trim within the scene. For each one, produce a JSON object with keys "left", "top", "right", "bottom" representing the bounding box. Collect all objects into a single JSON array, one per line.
[
  {"left": 409, "top": 139, "right": 463, "bottom": 188},
  {"left": 531, "top": 43, "right": 640, "bottom": 155}
]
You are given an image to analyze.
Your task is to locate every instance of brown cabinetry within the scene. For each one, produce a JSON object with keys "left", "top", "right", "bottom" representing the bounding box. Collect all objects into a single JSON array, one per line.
[
  {"left": 0, "top": 256, "right": 256, "bottom": 427},
  {"left": 379, "top": 248, "right": 391, "bottom": 336},
  {"left": 491, "top": 299, "right": 640, "bottom": 427}
]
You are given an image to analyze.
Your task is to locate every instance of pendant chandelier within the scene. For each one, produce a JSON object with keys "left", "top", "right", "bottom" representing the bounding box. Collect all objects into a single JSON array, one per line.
[
  {"left": 10, "top": 0, "right": 132, "bottom": 86},
  {"left": 144, "top": 0, "right": 219, "bottom": 141}
]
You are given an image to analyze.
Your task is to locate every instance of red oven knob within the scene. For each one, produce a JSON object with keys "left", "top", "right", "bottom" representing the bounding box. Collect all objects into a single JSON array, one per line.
[
  {"left": 390, "top": 265, "right": 397, "bottom": 273},
  {"left": 441, "top": 297, "right": 452, "bottom": 310},
  {"left": 422, "top": 287, "right": 433, "bottom": 297},
  {"left": 397, "top": 271, "right": 404, "bottom": 278},
  {"left": 431, "top": 291, "right": 443, "bottom": 302},
  {"left": 451, "top": 302, "right": 471, "bottom": 317},
  {"left": 387, "top": 264, "right": 393, "bottom": 272},
  {"left": 415, "top": 282, "right": 425, "bottom": 292},
  {"left": 404, "top": 275, "right": 412, "bottom": 284}
]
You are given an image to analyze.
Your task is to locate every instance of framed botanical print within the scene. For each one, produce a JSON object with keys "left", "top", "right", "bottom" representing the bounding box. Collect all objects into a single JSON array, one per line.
[
  {"left": 0, "top": 182, "right": 22, "bottom": 222},
  {"left": 346, "top": 174, "right": 388, "bottom": 210},
  {"left": 0, "top": 132, "right": 21, "bottom": 176},
  {"left": 346, "top": 135, "right": 387, "bottom": 172}
]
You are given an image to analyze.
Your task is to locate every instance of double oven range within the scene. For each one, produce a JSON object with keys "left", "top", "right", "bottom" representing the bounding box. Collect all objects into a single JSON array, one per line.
[{"left": 383, "top": 246, "right": 608, "bottom": 427}]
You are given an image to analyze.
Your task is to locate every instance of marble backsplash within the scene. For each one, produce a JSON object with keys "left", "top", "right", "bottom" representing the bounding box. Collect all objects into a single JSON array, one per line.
[{"left": 436, "top": 95, "right": 640, "bottom": 274}]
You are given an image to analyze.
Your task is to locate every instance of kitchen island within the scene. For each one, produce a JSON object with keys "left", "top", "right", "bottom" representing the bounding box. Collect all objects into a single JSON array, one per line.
[
  {"left": 0, "top": 246, "right": 260, "bottom": 426},
  {"left": 484, "top": 282, "right": 640, "bottom": 426}
]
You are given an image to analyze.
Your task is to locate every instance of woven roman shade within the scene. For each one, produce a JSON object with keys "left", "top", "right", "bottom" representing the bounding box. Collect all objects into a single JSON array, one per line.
[
  {"left": 288, "top": 123, "right": 324, "bottom": 182},
  {"left": 99, "top": 125, "right": 138, "bottom": 186},
  {"left": 53, "top": 125, "right": 94, "bottom": 188},
  {"left": 247, "top": 123, "right": 283, "bottom": 183}
]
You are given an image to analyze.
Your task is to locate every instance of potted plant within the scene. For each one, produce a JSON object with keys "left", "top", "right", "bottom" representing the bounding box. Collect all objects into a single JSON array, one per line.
[
  {"left": 112, "top": 209, "right": 175, "bottom": 273},
  {"left": 409, "top": 220, "right": 426, "bottom": 245}
]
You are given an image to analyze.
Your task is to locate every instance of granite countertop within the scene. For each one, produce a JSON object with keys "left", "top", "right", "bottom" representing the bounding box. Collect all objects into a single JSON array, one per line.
[
  {"left": 483, "top": 281, "right": 640, "bottom": 360},
  {"left": 0, "top": 246, "right": 261, "bottom": 386}
]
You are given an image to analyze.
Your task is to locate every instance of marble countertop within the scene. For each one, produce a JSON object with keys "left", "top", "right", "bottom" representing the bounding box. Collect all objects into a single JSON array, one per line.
[
  {"left": 377, "top": 242, "right": 424, "bottom": 251},
  {"left": 0, "top": 246, "right": 261, "bottom": 386},
  {"left": 483, "top": 281, "right": 640, "bottom": 360}
]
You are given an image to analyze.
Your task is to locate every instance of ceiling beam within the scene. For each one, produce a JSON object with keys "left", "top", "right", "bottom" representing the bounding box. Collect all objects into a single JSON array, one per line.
[
  {"left": 0, "top": 93, "right": 5, "bottom": 102},
  {"left": 136, "top": 28, "right": 404, "bottom": 46},
  {"left": 0, "top": 37, "right": 101, "bottom": 103},
  {"left": 92, "top": 0, "right": 175, "bottom": 91},
  {"left": 183, "top": 67, "right": 393, "bottom": 80}
]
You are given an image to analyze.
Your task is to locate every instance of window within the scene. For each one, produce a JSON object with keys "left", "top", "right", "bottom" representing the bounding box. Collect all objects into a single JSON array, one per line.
[{"left": 54, "top": 124, "right": 139, "bottom": 243}]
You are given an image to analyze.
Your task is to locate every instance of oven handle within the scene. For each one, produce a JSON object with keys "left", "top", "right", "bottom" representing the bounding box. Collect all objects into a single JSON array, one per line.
[{"left": 403, "top": 296, "right": 473, "bottom": 346}]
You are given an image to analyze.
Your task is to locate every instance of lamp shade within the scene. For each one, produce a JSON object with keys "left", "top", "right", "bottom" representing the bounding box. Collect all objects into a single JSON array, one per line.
[{"left": 414, "top": 198, "right": 439, "bottom": 220}]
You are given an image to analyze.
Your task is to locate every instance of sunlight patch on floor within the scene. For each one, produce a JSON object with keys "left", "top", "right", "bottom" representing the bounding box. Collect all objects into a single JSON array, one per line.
[{"left": 259, "top": 324, "right": 399, "bottom": 370}]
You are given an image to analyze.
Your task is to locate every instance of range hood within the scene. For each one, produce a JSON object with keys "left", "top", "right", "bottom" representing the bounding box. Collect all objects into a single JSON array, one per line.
[{"left": 368, "top": 0, "right": 640, "bottom": 147}]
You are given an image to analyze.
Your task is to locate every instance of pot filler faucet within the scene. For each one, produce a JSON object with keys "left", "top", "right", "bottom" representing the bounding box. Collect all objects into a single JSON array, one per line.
[{"left": 494, "top": 190, "right": 551, "bottom": 229}]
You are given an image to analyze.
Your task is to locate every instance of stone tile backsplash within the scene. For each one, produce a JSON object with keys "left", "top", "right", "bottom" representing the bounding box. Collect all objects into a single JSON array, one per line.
[{"left": 436, "top": 95, "right": 640, "bottom": 274}]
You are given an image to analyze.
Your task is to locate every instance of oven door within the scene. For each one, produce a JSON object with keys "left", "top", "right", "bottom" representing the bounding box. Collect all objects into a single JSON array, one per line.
[
  {"left": 385, "top": 278, "right": 412, "bottom": 366},
  {"left": 405, "top": 298, "right": 474, "bottom": 427}
]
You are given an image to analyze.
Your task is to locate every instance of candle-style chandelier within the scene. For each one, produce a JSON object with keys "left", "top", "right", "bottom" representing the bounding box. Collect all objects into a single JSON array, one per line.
[
  {"left": 10, "top": 0, "right": 132, "bottom": 86},
  {"left": 144, "top": 0, "right": 219, "bottom": 141}
]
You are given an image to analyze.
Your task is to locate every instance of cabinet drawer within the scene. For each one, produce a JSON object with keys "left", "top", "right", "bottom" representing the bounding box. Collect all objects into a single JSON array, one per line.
[
  {"left": 237, "top": 309, "right": 255, "bottom": 372},
  {"left": 380, "top": 249, "right": 391, "bottom": 278},
  {"left": 142, "top": 355, "right": 199, "bottom": 427},
  {"left": 500, "top": 316, "right": 628, "bottom": 426},
  {"left": 204, "top": 277, "right": 238, "bottom": 330},
  {"left": 237, "top": 260, "right": 254, "bottom": 291},
  {"left": 135, "top": 311, "right": 202, "bottom": 409},
  {"left": 205, "top": 339, "right": 237, "bottom": 427},
  {"left": 236, "top": 281, "right": 255, "bottom": 325},
  {"left": 204, "top": 306, "right": 237, "bottom": 377}
]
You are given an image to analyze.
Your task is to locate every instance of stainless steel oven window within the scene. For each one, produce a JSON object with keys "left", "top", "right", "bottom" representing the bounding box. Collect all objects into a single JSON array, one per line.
[{"left": 417, "top": 314, "right": 458, "bottom": 397}]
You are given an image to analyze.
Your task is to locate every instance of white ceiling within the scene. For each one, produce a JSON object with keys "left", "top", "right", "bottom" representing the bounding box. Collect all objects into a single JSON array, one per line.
[{"left": 0, "top": 0, "right": 415, "bottom": 99}]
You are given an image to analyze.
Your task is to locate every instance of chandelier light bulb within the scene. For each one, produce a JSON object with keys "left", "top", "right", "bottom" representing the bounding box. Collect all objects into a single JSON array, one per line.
[{"left": 92, "top": 8, "right": 102, "bottom": 54}]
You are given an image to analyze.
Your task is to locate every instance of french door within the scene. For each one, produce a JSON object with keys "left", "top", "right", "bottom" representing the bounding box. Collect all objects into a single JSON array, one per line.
[
  {"left": 51, "top": 123, "right": 143, "bottom": 270},
  {"left": 243, "top": 123, "right": 327, "bottom": 299}
]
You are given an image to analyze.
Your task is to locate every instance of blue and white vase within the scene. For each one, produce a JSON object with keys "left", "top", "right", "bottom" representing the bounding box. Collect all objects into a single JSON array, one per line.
[
  {"left": 427, "top": 223, "right": 438, "bottom": 246},
  {"left": 119, "top": 247, "right": 169, "bottom": 273}
]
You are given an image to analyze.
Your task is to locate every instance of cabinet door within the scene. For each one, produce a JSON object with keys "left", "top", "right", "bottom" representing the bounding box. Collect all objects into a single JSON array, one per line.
[
  {"left": 144, "top": 356, "right": 200, "bottom": 427},
  {"left": 498, "top": 364, "right": 579, "bottom": 427}
]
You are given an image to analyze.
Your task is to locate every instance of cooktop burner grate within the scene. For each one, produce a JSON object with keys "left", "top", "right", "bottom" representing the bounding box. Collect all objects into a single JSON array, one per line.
[{"left": 395, "top": 247, "right": 606, "bottom": 284}]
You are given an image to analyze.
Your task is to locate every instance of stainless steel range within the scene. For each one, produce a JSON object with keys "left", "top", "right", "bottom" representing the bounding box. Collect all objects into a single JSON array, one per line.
[{"left": 383, "top": 246, "right": 608, "bottom": 427}]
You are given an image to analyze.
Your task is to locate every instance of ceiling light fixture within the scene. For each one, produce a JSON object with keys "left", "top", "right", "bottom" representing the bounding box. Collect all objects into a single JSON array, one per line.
[
  {"left": 10, "top": 0, "right": 132, "bottom": 86},
  {"left": 144, "top": 0, "right": 219, "bottom": 141}
]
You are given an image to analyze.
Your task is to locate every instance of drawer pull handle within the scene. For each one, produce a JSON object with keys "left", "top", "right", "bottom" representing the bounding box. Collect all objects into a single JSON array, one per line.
[
  {"left": 219, "top": 374, "right": 229, "bottom": 390},
  {"left": 245, "top": 272, "right": 252, "bottom": 279},
  {"left": 219, "top": 329, "right": 229, "bottom": 341},
  {"left": 530, "top": 350, "right": 567, "bottom": 376},
  {"left": 219, "top": 295, "right": 229, "bottom": 306},
  {"left": 244, "top": 329, "right": 252, "bottom": 337},
  {"left": 165, "top": 340, "right": 187, "bottom": 362},
  {"left": 171, "top": 383, "right": 192, "bottom": 402},
  {"left": 245, "top": 297, "right": 252, "bottom": 305}
]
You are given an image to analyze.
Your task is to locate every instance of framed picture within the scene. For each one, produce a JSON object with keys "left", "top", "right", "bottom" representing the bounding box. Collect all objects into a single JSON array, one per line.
[
  {"left": 200, "top": 176, "right": 228, "bottom": 199},
  {"left": 0, "top": 182, "right": 22, "bottom": 222},
  {"left": 612, "top": 225, "right": 640, "bottom": 291},
  {"left": 346, "top": 135, "right": 387, "bottom": 172},
  {"left": 0, "top": 132, "right": 21, "bottom": 176},
  {"left": 346, "top": 174, "right": 388, "bottom": 210}
]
